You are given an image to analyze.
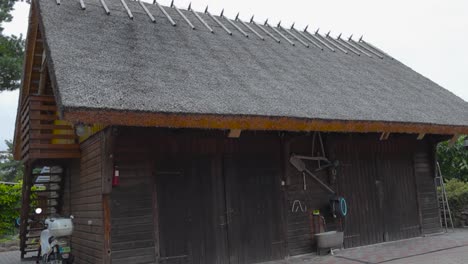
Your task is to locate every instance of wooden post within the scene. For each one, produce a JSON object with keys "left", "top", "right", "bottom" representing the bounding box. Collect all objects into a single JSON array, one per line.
[
  {"left": 102, "top": 194, "right": 112, "bottom": 263},
  {"left": 102, "top": 127, "right": 115, "bottom": 195},
  {"left": 19, "top": 163, "right": 32, "bottom": 258},
  {"left": 101, "top": 127, "right": 115, "bottom": 263}
]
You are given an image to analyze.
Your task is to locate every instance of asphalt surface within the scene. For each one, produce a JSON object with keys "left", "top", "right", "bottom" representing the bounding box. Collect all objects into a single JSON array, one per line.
[{"left": 1, "top": 229, "right": 467, "bottom": 264}]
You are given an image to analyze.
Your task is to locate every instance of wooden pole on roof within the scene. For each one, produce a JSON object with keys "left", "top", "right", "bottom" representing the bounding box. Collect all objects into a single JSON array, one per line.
[
  {"left": 79, "top": 0, "right": 86, "bottom": 10},
  {"left": 266, "top": 20, "right": 295, "bottom": 46},
  {"left": 189, "top": 3, "right": 214, "bottom": 33},
  {"left": 280, "top": 22, "right": 309, "bottom": 48},
  {"left": 100, "top": 0, "right": 111, "bottom": 15},
  {"left": 221, "top": 10, "right": 249, "bottom": 38},
  {"left": 139, "top": 1, "right": 156, "bottom": 23},
  {"left": 171, "top": 0, "right": 195, "bottom": 29},
  {"left": 236, "top": 13, "right": 264, "bottom": 40},
  {"left": 120, "top": 0, "right": 134, "bottom": 19},
  {"left": 205, "top": 6, "right": 232, "bottom": 35},
  {"left": 251, "top": 16, "right": 280, "bottom": 43},
  {"left": 154, "top": 0, "right": 177, "bottom": 26}
]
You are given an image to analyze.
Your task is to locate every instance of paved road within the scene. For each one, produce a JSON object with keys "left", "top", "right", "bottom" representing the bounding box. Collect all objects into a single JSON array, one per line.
[{"left": 2, "top": 229, "right": 468, "bottom": 264}]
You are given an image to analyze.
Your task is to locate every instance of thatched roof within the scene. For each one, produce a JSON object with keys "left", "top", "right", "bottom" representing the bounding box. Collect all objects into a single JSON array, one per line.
[{"left": 36, "top": 0, "right": 467, "bottom": 133}]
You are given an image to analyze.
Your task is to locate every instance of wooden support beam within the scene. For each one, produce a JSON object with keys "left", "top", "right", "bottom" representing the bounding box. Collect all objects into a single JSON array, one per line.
[
  {"left": 379, "top": 132, "right": 390, "bottom": 140},
  {"left": 417, "top": 133, "right": 425, "bottom": 140},
  {"left": 102, "top": 194, "right": 112, "bottom": 264},
  {"left": 37, "top": 53, "right": 48, "bottom": 95},
  {"left": 228, "top": 129, "right": 242, "bottom": 138},
  {"left": 101, "top": 127, "right": 115, "bottom": 195},
  {"left": 449, "top": 134, "right": 460, "bottom": 147}
]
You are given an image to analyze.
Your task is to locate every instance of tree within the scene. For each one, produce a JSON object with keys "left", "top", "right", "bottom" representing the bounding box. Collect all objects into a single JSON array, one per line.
[
  {"left": 0, "top": 0, "right": 25, "bottom": 91},
  {"left": 437, "top": 136, "right": 468, "bottom": 182},
  {"left": 0, "top": 139, "right": 23, "bottom": 182}
]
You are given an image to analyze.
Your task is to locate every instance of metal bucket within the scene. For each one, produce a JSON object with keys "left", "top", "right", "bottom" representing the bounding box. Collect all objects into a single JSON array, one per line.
[{"left": 315, "top": 231, "right": 344, "bottom": 249}]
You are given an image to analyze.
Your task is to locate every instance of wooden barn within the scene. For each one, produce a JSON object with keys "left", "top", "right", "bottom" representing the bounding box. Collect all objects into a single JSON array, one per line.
[{"left": 14, "top": 0, "right": 468, "bottom": 263}]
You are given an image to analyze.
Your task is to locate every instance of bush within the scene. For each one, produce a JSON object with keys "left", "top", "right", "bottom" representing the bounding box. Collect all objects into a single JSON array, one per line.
[
  {"left": 444, "top": 179, "right": 468, "bottom": 227},
  {"left": 0, "top": 183, "right": 22, "bottom": 236}
]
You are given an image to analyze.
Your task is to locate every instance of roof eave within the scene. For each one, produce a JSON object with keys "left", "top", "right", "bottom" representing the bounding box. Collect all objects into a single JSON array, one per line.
[{"left": 62, "top": 108, "right": 468, "bottom": 136}]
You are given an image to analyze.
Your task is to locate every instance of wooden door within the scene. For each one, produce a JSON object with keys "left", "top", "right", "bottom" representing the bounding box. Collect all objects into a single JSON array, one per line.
[
  {"left": 379, "top": 152, "right": 421, "bottom": 241},
  {"left": 156, "top": 156, "right": 229, "bottom": 264},
  {"left": 224, "top": 155, "right": 285, "bottom": 264}
]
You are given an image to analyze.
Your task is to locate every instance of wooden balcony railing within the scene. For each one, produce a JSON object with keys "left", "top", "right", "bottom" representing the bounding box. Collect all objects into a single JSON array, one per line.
[{"left": 19, "top": 95, "right": 80, "bottom": 161}]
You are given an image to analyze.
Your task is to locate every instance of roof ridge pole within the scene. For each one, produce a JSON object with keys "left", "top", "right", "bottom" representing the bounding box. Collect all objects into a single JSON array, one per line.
[
  {"left": 189, "top": 3, "right": 214, "bottom": 33},
  {"left": 236, "top": 13, "right": 264, "bottom": 40},
  {"left": 269, "top": 20, "right": 295, "bottom": 46},
  {"left": 119, "top": 0, "right": 134, "bottom": 19},
  {"left": 345, "top": 35, "right": 373, "bottom": 58},
  {"left": 79, "top": 0, "right": 86, "bottom": 10},
  {"left": 282, "top": 23, "right": 309, "bottom": 48},
  {"left": 100, "top": 0, "right": 111, "bottom": 15},
  {"left": 205, "top": 6, "right": 232, "bottom": 35},
  {"left": 315, "top": 29, "right": 347, "bottom": 54},
  {"left": 359, "top": 36, "right": 392, "bottom": 59},
  {"left": 251, "top": 16, "right": 280, "bottom": 43},
  {"left": 171, "top": 0, "right": 195, "bottom": 29},
  {"left": 221, "top": 10, "right": 249, "bottom": 38},
  {"left": 138, "top": 0, "right": 156, "bottom": 23},
  {"left": 301, "top": 26, "right": 333, "bottom": 51},
  {"left": 154, "top": 0, "right": 177, "bottom": 26},
  {"left": 335, "top": 34, "right": 362, "bottom": 56},
  {"left": 352, "top": 36, "right": 384, "bottom": 59}
]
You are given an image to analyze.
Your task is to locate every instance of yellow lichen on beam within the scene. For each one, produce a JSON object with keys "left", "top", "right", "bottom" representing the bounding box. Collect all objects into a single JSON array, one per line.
[
  {"left": 62, "top": 110, "right": 468, "bottom": 136},
  {"left": 228, "top": 129, "right": 242, "bottom": 138}
]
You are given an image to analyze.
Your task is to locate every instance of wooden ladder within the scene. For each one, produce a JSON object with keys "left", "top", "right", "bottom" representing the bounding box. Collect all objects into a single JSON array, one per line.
[{"left": 435, "top": 162, "right": 454, "bottom": 232}]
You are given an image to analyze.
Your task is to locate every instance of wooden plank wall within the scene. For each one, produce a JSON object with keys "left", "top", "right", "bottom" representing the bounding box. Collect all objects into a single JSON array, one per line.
[
  {"left": 285, "top": 133, "right": 430, "bottom": 255},
  {"left": 284, "top": 135, "right": 332, "bottom": 255},
  {"left": 110, "top": 160, "right": 156, "bottom": 264},
  {"left": 59, "top": 127, "right": 441, "bottom": 262},
  {"left": 414, "top": 143, "right": 441, "bottom": 235},
  {"left": 111, "top": 130, "right": 156, "bottom": 264},
  {"left": 64, "top": 133, "right": 105, "bottom": 263}
]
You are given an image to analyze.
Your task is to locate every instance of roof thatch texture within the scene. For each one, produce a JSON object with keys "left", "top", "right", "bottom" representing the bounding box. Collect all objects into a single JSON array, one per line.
[{"left": 38, "top": 0, "right": 467, "bottom": 128}]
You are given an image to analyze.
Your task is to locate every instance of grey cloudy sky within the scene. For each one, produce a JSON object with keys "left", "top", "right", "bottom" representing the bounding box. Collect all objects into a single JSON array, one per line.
[{"left": 1, "top": 0, "right": 467, "bottom": 150}]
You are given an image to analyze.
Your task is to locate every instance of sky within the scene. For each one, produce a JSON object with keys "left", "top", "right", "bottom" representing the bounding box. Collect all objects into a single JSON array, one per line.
[{"left": 0, "top": 0, "right": 467, "bottom": 150}]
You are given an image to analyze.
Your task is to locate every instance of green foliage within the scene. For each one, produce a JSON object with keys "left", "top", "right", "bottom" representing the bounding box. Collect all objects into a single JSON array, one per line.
[
  {"left": 0, "top": 0, "right": 25, "bottom": 91},
  {"left": 437, "top": 136, "right": 468, "bottom": 182},
  {"left": 0, "top": 0, "right": 16, "bottom": 32},
  {"left": 444, "top": 178, "right": 468, "bottom": 227},
  {"left": 0, "top": 182, "right": 22, "bottom": 236},
  {"left": 0, "top": 140, "right": 23, "bottom": 182},
  {"left": 0, "top": 34, "right": 24, "bottom": 91}
]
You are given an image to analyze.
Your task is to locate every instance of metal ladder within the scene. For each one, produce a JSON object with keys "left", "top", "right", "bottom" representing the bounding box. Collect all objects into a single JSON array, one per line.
[{"left": 434, "top": 162, "right": 454, "bottom": 232}]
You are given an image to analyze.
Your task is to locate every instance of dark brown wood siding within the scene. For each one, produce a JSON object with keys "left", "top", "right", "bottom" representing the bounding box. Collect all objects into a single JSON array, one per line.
[
  {"left": 110, "top": 159, "right": 156, "bottom": 264},
  {"left": 105, "top": 128, "right": 439, "bottom": 262},
  {"left": 414, "top": 143, "right": 441, "bottom": 235},
  {"left": 112, "top": 128, "right": 286, "bottom": 264},
  {"left": 66, "top": 133, "right": 105, "bottom": 263},
  {"left": 286, "top": 133, "right": 428, "bottom": 255}
]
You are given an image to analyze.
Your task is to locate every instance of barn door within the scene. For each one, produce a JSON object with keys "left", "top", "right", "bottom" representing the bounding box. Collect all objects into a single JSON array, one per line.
[
  {"left": 223, "top": 155, "right": 285, "bottom": 264},
  {"left": 379, "top": 152, "right": 421, "bottom": 241},
  {"left": 156, "top": 156, "right": 229, "bottom": 264}
]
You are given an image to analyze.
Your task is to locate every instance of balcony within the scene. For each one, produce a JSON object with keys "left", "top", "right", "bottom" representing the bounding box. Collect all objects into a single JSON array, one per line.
[{"left": 19, "top": 95, "right": 80, "bottom": 161}]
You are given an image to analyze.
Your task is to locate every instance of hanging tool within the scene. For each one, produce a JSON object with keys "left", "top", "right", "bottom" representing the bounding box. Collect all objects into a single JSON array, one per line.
[{"left": 290, "top": 155, "right": 335, "bottom": 194}]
